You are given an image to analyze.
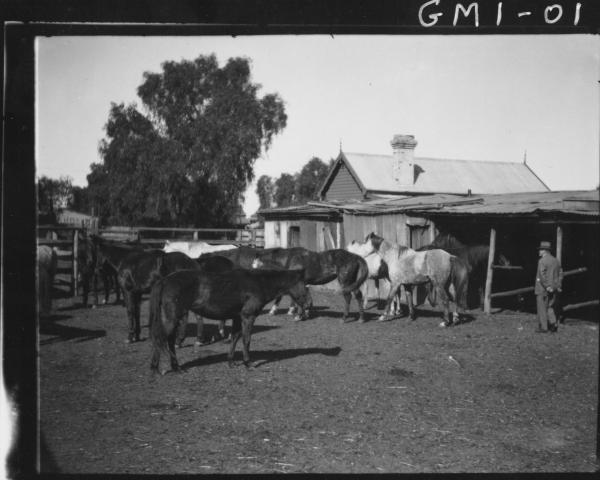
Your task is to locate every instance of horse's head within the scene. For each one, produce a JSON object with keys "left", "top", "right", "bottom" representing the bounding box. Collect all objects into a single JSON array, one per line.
[{"left": 365, "top": 232, "right": 384, "bottom": 252}]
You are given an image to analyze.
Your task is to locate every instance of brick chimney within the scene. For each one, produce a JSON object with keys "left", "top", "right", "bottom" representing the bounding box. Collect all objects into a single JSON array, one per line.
[{"left": 391, "top": 134, "right": 417, "bottom": 186}]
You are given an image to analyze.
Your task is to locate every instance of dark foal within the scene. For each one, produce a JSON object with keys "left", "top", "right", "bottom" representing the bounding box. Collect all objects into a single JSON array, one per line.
[
  {"left": 117, "top": 249, "right": 199, "bottom": 343},
  {"left": 149, "top": 268, "right": 310, "bottom": 374},
  {"left": 175, "top": 255, "right": 236, "bottom": 347}
]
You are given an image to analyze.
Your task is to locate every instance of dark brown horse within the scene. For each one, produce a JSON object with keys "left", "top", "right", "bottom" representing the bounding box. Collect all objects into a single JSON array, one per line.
[
  {"left": 175, "top": 255, "right": 236, "bottom": 347},
  {"left": 89, "top": 235, "right": 200, "bottom": 343},
  {"left": 149, "top": 268, "right": 310, "bottom": 373},
  {"left": 251, "top": 248, "right": 369, "bottom": 323},
  {"left": 80, "top": 235, "right": 141, "bottom": 308}
]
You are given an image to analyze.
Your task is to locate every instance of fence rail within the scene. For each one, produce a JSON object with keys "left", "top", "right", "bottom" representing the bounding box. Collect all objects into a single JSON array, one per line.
[
  {"left": 37, "top": 224, "right": 264, "bottom": 299},
  {"left": 99, "top": 226, "right": 264, "bottom": 248},
  {"left": 489, "top": 266, "right": 597, "bottom": 313}
]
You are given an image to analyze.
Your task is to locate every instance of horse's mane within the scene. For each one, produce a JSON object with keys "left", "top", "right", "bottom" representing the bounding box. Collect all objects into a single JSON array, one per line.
[{"left": 430, "top": 233, "right": 465, "bottom": 250}]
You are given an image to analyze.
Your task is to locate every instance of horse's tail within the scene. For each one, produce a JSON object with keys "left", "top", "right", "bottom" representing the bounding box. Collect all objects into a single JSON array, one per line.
[
  {"left": 450, "top": 256, "right": 469, "bottom": 310},
  {"left": 342, "top": 255, "right": 369, "bottom": 294},
  {"left": 149, "top": 279, "right": 167, "bottom": 367}
]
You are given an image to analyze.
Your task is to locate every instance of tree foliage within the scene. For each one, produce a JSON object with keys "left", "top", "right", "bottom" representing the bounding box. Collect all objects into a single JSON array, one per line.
[
  {"left": 37, "top": 175, "right": 73, "bottom": 214},
  {"left": 89, "top": 54, "right": 287, "bottom": 226},
  {"left": 256, "top": 157, "right": 333, "bottom": 209}
]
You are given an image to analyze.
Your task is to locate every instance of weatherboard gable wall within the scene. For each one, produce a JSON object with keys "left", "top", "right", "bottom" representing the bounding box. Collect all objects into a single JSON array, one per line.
[{"left": 323, "top": 158, "right": 364, "bottom": 201}]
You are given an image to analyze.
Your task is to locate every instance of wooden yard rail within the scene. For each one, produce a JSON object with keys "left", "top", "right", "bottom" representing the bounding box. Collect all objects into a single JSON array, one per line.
[
  {"left": 101, "top": 226, "right": 264, "bottom": 248},
  {"left": 483, "top": 220, "right": 599, "bottom": 315},
  {"left": 37, "top": 224, "right": 264, "bottom": 300},
  {"left": 38, "top": 225, "right": 83, "bottom": 296},
  {"left": 490, "top": 267, "right": 588, "bottom": 299}
]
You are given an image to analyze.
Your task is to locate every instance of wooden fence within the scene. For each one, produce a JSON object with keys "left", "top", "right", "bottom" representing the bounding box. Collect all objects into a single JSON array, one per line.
[
  {"left": 37, "top": 225, "right": 83, "bottom": 296},
  {"left": 483, "top": 226, "right": 598, "bottom": 314},
  {"left": 100, "top": 226, "right": 264, "bottom": 248},
  {"left": 37, "top": 225, "right": 264, "bottom": 299}
]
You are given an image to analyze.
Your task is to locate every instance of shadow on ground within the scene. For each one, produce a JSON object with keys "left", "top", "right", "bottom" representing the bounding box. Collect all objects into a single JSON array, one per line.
[
  {"left": 39, "top": 314, "right": 105, "bottom": 345},
  {"left": 181, "top": 346, "right": 342, "bottom": 369}
]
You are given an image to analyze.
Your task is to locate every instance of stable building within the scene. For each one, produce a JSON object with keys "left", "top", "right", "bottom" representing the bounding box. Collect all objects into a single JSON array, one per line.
[{"left": 260, "top": 134, "right": 549, "bottom": 250}]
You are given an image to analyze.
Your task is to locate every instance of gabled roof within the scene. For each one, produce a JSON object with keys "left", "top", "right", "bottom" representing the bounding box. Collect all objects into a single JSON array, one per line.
[{"left": 320, "top": 152, "right": 550, "bottom": 197}]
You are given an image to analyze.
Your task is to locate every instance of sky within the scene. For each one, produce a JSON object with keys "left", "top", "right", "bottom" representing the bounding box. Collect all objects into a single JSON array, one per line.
[{"left": 36, "top": 34, "right": 599, "bottom": 216}]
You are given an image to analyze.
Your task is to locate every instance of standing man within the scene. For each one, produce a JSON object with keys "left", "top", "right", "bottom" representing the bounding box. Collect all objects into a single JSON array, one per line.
[{"left": 535, "top": 240, "right": 563, "bottom": 333}]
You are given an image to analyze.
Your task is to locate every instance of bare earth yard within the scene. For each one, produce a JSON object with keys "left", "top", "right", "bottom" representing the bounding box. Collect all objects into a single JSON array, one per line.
[{"left": 39, "top": 288, "right": 598, "bottom": 473}]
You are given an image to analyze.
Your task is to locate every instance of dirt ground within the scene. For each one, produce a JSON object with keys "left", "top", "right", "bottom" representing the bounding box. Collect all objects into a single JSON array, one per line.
[{"left": 38, "top": 287, "right": 598, "bottom": 474}]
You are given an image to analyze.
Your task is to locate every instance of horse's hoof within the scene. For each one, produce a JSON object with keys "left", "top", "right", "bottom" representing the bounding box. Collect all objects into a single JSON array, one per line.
[
  {"left": 194, "top": 339, "right": 210, "bottom": 347},
  {"left": 91, "top": 305, "right": 97, "bottom": 310},
  {"left": 293, "top": 315, "right": 304, "bottom": 322},
  {"left": 358, "top": 317, "right": 366, "bottom": 324},
  {"left": 269, "top": 310, "right": 277, "bottom": 316},
  {"left": 228, "top": 361, "right": 235, "bottom": 368},
  {"left": 439, "top": 321, "right": 450, "bottom": 328},
  {"left": 377, "top": 315, "right": 390, "bottom": 322},
  {"left": 222, "top": 336, "right": 232, "bottom": 344}
]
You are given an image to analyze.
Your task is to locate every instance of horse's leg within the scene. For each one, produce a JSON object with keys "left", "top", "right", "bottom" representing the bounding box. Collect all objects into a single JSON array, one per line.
[
  {"left": 269, "top": 295, "right": 282, "bottom": 315},
  {"left": 436, "top": 283, "right": 452, "bottom": 327},
  {"left": 354, "top": 288, "right": 366, "bottom": 323},
  {"left": 287, "top": 295, "right": 298, "bottom": 316},
  {"left": 102, "top": 270, "right": 111, "bottom": 304},
  {"left": 218, "top": 319, "right": 231, "bottom": 343},
  {"left": 379, "top": 283, "right": 401, "bottom": 321},
  {"left": 341, "top": 291, "right": 353, "bottom": 323},
  {"left": 91, "top": 269, "right": 100, "bottom": 308},
  {"left": 133, "top": 291, "right": 142, "bottom": 342},
  {"left": 123, "top": 290, "right": 136, "bottom": 343},
  {"left": 192, "top": 314, "right": 207, "bottom": 346},
  {"left": 167, "top": 318, "right": 183, "bottom": 373},
  {"left": 81, "top": 269, "right": 90, "bottom": 308},
  {"left": 114, "top": 272, "right": 122, "bottom": 305},
  {"left": 405, "top": 285, "right": 416, "bottom": 320},
  {"left": 228, "top": 316, "right": 243, "bottom": 368},
  {"left": 361, "top": 281, "right": 369, "bottom": 310},
  {"left": 175, "top": 311, "right": 188, "bottom": 348},
  {"left": 241, "top": 314, "right": 257, "bottom": 368}
]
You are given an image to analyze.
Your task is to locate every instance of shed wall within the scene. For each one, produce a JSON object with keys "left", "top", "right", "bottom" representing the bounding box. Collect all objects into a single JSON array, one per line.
[{"left": 264, "top": 218, "right": 343, "bottom": 251}]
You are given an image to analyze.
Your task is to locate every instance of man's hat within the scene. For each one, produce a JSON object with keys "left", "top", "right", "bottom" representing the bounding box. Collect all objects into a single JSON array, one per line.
[{"left": 538, "top": 240, "right": 552, "bottom": 251}]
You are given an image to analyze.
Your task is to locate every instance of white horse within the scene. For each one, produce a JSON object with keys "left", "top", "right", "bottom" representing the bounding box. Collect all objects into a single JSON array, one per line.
[
  {"left": 364, "top": 233, "right": 469, "bottom": 327},
  {"left": 163, "top": 240, "right": 237, "bottom": 259},
  {"left": 38, "top": 245, "right": 58, "bottom": 317},
  {"left": 346, "top": 240, "right": 401, "bottom": 314}
]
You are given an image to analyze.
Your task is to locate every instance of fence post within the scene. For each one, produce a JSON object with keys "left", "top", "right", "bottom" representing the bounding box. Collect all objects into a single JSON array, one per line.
[
  {"left": 193, "top": 231, "right": 198, "bottom": 241},
  {"left": 251, "top": 229, "right": 257, "bottom": 247},
  {"left": 72, "top": 229, "right": 79, "bottom": 297},
  {"left": 556, "top": 224, "right": 563, "bottom": 265},
  {"left": 483, "top": 226, "right": 496, "bottom": 315}
]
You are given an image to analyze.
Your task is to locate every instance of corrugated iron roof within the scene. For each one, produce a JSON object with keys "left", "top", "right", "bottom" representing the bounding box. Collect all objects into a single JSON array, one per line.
[
  {"left": 343, "top": 153, "right": 550, "bottom": 195},
  {"left": 336, "top": 190, "right": 599, "bottom": 217},
  {"left": 259, "top": 190, "right": 599, "bottom": 219}
]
